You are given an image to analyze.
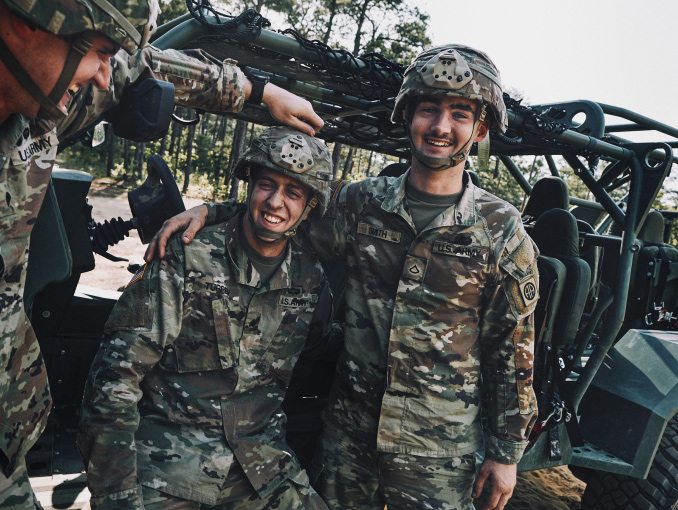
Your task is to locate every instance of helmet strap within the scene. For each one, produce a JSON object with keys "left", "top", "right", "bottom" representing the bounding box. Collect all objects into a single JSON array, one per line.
[
  {"left": 245, "top": 173, "right": 318, "bottom": 242},
  {"left": 408, "top": 104, "right": 487, "bottom": 171},
  {"left": 0, "top": 32, "right": 94, "bottom": 120}
]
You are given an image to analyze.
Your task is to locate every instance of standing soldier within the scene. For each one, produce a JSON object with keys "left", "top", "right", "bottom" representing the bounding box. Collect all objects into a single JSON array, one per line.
[
  {"left": 0, "top": 0, "right": 323, "bottom": 506},
  {"left": 147, "top": 44, "right": 539, "bottom": 510},
  {"left": 78, "top": 127, "right": 337, "bottom": 510}
]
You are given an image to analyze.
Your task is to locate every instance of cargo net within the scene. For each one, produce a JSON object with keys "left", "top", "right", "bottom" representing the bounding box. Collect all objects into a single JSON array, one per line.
[{"left": 185, "top": 1, "right": 405, "bottom": 108}]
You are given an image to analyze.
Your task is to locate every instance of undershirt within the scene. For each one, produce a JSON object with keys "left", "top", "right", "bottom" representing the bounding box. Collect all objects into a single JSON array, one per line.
[
  {"left": 239, "top": 218, "right": 287, "bottom": 284},
  {"left": 406, "top": 178, "right": 463, "bottom": 233}
]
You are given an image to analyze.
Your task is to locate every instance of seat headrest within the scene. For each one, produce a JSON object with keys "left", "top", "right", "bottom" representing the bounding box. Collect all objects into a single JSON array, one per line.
[
  {"left": 638, "top": 210, "right": 665, "bottom": 245},
  {"left": 522, "top": 177, "right": 570, "bottom": 221},
  {"left": 530, "top": 208, "right": 580, "bottom": 259}
]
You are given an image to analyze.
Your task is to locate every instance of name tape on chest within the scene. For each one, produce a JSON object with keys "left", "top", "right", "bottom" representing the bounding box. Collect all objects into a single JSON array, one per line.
[
  {"left": 357, "top": 222, "right": 402, "bottom": 243},
  {"left": 433, "top": 241, "right": 488, "bottom": 261},
  {"left": 11, "top": 131, "right": 56, "bottom": 166},
  {"left": 279, "top": 293, "right": 318, "bottom": 308}
]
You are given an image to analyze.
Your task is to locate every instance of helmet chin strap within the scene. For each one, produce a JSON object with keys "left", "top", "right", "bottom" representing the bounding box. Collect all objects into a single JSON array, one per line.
[
  {"left": 245, "top": 176, "right": 318, "bottom": 243},
  {"left": 0, "top": 32, "right": 95, "bottom": 120},
  {"left": 409, "top": 105, "right": 487, "bottom": 171}
]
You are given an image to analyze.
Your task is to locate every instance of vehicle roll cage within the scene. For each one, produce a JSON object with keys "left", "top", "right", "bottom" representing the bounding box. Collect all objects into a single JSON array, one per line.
[{"left": 116, "top": 8, "right": 678, "bottom": 414}]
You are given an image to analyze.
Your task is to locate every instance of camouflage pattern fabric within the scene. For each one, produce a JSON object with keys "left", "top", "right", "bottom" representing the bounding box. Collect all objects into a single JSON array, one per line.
[
  {"left": 308, "top": 171, "right": 538, "bottom": 464},
  {"left": 311, "top": 425, "right": 475, "bottom": 510},
  {"left": 208, "top": 171, "right": 539, "bottom": 465},
  {"left": 78, "top": 212, "right": 333, "bottom": 509},
  {"left": 142, "top": 463, "right": 328, "bottom": 509},
  {"left": 58, "top": 46, "right": 247, "bottom": 138},
  {"left": 0, "top": 458, "right": 44, "bottom": 510},
  {"left": 0, "top": 48, "right": 246, "bottom": 505}
]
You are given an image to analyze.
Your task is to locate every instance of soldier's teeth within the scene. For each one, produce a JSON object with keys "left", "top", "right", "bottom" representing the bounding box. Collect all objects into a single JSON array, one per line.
[{"left": 264, "top": 214, "right": 282, "bottom": 224}]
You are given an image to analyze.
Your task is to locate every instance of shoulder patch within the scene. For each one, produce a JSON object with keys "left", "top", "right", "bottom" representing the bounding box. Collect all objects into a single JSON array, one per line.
[
  {"left": 126, "top": 264, "right": 147, "bottom": 288},
  {"left": 518, "top": 274, "right": 538, "bottom": 308}
]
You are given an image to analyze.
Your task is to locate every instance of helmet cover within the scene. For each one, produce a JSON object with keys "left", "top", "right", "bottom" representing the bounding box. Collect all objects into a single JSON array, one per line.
[
  {"left": 391, "top": 44, "right": 507, "bottom": 133},
  {"left": 234, "top": 126, "right": 334, "bottom": 217}
]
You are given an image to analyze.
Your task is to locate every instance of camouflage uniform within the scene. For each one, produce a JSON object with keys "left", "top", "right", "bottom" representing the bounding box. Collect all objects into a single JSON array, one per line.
[
  {"left": 78, "top": 212, "right": 333, "bottom": 509},
  {"left": 0, "top": 48, "right": 247, "bottom": 509},
  {"left": 205, "top": 166, "right": 539, "bottom": 509}
]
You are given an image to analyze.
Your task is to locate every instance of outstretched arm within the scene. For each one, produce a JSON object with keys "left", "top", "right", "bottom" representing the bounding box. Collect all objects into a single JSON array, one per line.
[{"left": 259, "top": 82, "right": 323, "bottom": 136}]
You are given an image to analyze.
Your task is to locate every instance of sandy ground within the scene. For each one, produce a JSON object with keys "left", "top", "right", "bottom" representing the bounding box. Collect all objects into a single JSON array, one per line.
[{"left": 79, "top": 179, "right": 586, "bottom": 509}]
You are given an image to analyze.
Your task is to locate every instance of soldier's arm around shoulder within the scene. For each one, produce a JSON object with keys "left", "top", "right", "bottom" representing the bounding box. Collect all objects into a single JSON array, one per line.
[
  {"left": 480, "top": 222, "right": 539, "bottom": 465},
  {"left": 77, "top": 241, "right": 186, "bottom": 509}
]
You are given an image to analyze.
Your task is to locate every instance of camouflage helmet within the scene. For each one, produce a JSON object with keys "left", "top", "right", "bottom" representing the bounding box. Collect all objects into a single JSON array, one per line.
[
  {"left": 4, "top": 0, "right": 160, "bottom": 54},
  {"left": 234, "top": 126, "right": 334, "bottom": 218},
  {"left": 391, "top": 44, "right": 507, "bottom": 133}
]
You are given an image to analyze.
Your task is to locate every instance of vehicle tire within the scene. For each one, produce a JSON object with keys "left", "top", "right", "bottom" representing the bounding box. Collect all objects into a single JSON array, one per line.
[{"left": 580, "top": 414, "right": 678, "bottom": 509}]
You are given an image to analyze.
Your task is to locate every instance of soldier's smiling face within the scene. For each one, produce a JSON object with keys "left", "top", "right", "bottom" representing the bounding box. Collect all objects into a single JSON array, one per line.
[
  {"left": 409, "top": 95, "right": 488, "bottom": 168},
  {"left": 245, "top": 166, "right": 311, "bottom": 247}
]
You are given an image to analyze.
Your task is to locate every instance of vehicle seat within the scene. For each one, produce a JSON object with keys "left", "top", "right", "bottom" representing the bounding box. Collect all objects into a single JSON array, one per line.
[
  {"left": 522, "top": 177, "right": 570, "bottom": 227},
  {"left": 626, "top": 210, "right": 678, "bottom": 328},
  {"left": 530, "top": 208, "right": 592, "bottom": 349}
]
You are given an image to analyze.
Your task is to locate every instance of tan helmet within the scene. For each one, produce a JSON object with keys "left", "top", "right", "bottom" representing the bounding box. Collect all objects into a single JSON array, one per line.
[
  {"left": 234, "top": 126, "right": 334, "bottom": 218},
  {"left": 391, "top": 44, "right": 507, "bottom": 133},
  {"left": 2, "top": 0, "right": 159, "bottom": 119},
  {"left": 4, "top": 0, "right": 159, "bottom": 54}
]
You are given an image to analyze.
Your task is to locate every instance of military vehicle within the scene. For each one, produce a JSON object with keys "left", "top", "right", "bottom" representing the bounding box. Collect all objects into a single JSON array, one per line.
[{"left": 24, "top": 6, "right": 678, "bottom": 510}]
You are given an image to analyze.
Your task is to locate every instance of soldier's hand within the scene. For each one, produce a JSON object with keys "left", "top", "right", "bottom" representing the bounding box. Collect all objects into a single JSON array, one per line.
[
  {"left": 262, "top": 83, "right": 324, "bottom": 136},
  {"left": 144, "top": 204, "right": 208, "bottom": 261},
  {"left": 472, "top": 459, "right": 516, "bottom": 510}
]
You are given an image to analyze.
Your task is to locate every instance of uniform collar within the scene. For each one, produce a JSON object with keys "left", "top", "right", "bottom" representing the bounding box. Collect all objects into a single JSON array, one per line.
[
  {"left": 224, "top": 213, "right": 293, "bottom": 290},
  {"left": 381, "top": 169, "right": 478, "bottom": 227}
]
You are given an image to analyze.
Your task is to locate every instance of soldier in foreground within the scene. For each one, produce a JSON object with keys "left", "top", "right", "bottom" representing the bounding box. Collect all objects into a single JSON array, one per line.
[
  {"left": 78, "top": 127, "right": 337, "bottom": 510},
  {"left": 147, "top": 45, "right": 539, "bottom": 510},
  {"left": 0, "top": 0, "right": 324, "bottom": 506}
]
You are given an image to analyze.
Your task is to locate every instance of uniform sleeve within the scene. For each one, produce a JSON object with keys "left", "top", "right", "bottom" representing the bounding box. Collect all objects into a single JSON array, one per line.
[
  {"left": 205, "top": 200, "right": 245, "bottom": 226},
  {"left": 77, "top": 243, "right": 185, "bottom": 510},
  {"left": 305, "top": 180, "right": 351, "bottom": 261},
  {"left": 479, "top": 227, "right": 539, "bottom": 465},
  {"left": 58, "top": 46, "right": 247, "bottom": 138}
]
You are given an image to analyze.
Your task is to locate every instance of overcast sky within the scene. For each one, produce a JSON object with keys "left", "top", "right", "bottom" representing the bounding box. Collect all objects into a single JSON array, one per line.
[{"left": 420, "top": 0, "right": 678, "bottom": 143}]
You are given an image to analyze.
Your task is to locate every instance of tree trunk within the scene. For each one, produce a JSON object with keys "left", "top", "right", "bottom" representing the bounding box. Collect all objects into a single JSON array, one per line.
[
  {"left": 323, "top": 0, "right": 338, "bottom": 44},
  {"left": 331, "top": 142, "right": 342, "bottom": 179},
  {"left": 226, "top": 119, "right": 248, "bottom": 200},
  {"left": 135, "top": 142, "right": 145, "bottom": 181},
  {"left": 342, "top": 146, "right": 357, "bottom": 179},
  {"left": 365, "top": 150, "right": 374, "bottom": 177},
  {"left": 106, "top": 124, "right": 116, "bottom": 177},
  {"left": 182, "top": 123, "right": 196, "bottom": 194},
  {"left": 352, "top": 0, "right": 372, "bottom": 55},
  {"left": 158, "top": 131, "right": 168, "bottom": 157},
  {"left": 123, "top": 139, "right": 131, "bottom": 176}
]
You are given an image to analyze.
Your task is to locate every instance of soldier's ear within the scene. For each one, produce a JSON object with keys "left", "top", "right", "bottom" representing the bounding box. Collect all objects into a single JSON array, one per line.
[{"left": 9, "top": 12, "right": 37, "bottom": 41}]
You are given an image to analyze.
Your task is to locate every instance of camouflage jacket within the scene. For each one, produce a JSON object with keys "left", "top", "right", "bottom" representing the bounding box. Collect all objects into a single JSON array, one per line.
[
  {"left": 78, "top": 213, "right": 333, "bottom": 509},
  {"left": 207, "top": 170, "right": 540, "bottom": 464},
  {"left": 312, "top": 172, "right": 539, "bottom": 464},
  {"left": 0, "top": 46, "right": 247, "bottom": 477}
]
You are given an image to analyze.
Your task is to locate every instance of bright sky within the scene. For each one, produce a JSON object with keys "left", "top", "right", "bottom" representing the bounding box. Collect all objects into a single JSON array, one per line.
[{"left": 421, "top": 0, "right": 678, "bottom": 142}]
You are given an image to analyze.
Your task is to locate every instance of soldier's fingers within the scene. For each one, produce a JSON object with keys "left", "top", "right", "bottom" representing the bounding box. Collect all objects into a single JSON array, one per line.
[
  {"left": 181, "top": 220, "right": 201, "bottom": 244},
  {"left": 472, "top": 469, "right": 488, "bottom": 499},
  {"left": 144, "top": 236, "right": 161, "bottom": 262}
]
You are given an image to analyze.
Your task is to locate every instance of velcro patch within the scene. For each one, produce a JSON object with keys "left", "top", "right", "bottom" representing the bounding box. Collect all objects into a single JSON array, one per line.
[
  {"left": 279, "top": 293, "right": 318, "bottom": 308},
  {"left": 433, "top": 241, "right": 488, "bottom": 261},
  {"left": 518, "top": 274, "right": 538, "bottom": 308},
  {"left": 126, "top": 264, "right": 147, "bottom": 288}
]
